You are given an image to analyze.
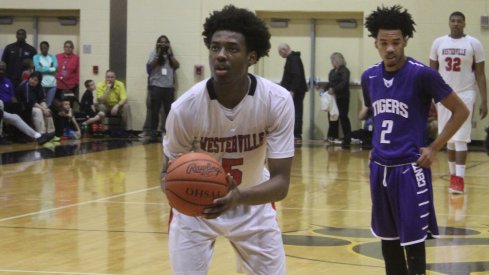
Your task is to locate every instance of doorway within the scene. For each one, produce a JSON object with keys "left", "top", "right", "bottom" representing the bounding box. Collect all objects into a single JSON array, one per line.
[{"left": 256, "top": 11, "right": 363, "bottom": 140}]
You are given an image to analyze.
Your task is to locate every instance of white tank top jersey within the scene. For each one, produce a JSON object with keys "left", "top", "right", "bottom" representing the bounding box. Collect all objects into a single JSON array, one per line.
[
  {"left": 430, "top": 35, "right": 485, "bottom": 93},
  {"left": 163, "top": 74, "right": 295, "bottom": 189}
]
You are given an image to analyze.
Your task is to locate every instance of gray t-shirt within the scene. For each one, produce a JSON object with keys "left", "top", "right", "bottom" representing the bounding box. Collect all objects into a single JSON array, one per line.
[{"left": 147, "top": 49, "right": 174, "bottom": 88}]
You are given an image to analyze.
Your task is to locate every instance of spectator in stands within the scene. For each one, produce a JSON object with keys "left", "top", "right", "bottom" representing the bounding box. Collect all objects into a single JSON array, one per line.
[
  {"left": 55, "top": 40, "right": 80, "bottom": 99},
  {"left": 79, "top": 80, "right": 105, "bottom": 134},
  {"left": 1, "top": 29, "right": 37, "bottom": 88},
  {"left": 52, "top": 99, "right": 81, "bottom": 140},
  {"left": 15, "top": 71, "right": 56, "bottom": 136},
  {"left": 350, "top": 106, "right": 373, "bottom": 147},
  {"left": 146, "top": 35, "right": 179, "bottom": 141},
  {"left": 325, "top": 52, "right": 352, "bottom": 146},
  {"left": 21, "top": 58, "right": 34, "bottom": 82},
  {"left": 96, "top": 70, "right": 129, "bottom": 129},
  {"left": 0, "top": 99, "right": 55, "bottom": 145},
  {"left": 0, "top": 62, "right": 15, "bottom": 112},
  {"left": 33, "top": 41, "right": 58, "bottom": 107}
]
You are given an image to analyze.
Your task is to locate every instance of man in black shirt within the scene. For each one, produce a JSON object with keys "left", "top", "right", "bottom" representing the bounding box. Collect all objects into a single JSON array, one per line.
[
  {"left": 1, "top": 29, "right": 37, "bottom": 88},
  {"left": 278, "top": 43, "right": 308, "bottom": 143}
]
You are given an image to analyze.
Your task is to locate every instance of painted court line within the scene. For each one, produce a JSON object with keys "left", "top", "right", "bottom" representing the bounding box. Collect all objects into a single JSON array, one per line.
[
  {"left": 0, "top": 270, "right": 116, "bottom": 275},
  {"left": 0, "top": 186, "right": 160, "bottom": 223}
]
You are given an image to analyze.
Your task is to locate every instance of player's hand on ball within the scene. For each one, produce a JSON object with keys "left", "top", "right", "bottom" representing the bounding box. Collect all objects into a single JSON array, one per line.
[{"left": 202, "top": 174, "right": 240, "bottom": 219}]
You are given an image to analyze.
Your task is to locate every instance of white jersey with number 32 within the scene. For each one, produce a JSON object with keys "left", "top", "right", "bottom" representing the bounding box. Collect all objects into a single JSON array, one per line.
[{"left": 430, "top": 34, "right": 485, "bottom": 93}]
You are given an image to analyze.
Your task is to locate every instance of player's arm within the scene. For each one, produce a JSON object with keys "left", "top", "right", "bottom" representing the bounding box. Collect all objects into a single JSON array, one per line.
[
  {"left": 242, "top": 157, "right": 292, "bottom": 204},
  {"left": 160, "top": 154, "right": 170, "bottom": 194},
  {"left": 417, "top": 92, "right": 469, "bottom": 168},
  {"left": 203, "top": 157, "right": 293, "bottom": 219},
  {"left": 474, "top": 61, "right": 488, "bottom": 119},
  {"left": 429, "top": 59, "right": 439, "bottom": 71}
]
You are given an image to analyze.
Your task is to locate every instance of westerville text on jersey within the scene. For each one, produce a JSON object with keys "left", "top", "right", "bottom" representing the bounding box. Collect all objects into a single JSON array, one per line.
[
  {"left": 372, "top": 98, "right": 409, "bottom": 118},
  {"left": 442, "top": 48, "right": 467, "bottom": 56},
  {"left": 200, "top": 132, "right": 266, "bottom": 153}
]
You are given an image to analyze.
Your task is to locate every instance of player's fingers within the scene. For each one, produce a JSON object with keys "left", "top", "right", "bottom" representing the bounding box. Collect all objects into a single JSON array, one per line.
[
  {"left": 202, "top": 201, "right": 229, "bottom": 219},
  {"left": 226, "top": 174, "right": 236, "bottom": 190},
  {"left": 481, "top": 110, "right": 487, "bottom": 119}
]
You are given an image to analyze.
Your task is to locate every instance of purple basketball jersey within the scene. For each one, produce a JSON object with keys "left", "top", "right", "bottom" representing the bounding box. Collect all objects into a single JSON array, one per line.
[{"left": 361, "top": 58, "right": 452, "bottom": 165}]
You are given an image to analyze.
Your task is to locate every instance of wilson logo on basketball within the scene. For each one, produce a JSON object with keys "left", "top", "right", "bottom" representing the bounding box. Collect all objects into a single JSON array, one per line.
[
  {"left": 185, "top": 188, "right": 223, "bottom": 198},
  {"left": 186, "top": 163, "right": 222, "bottom": 177}
]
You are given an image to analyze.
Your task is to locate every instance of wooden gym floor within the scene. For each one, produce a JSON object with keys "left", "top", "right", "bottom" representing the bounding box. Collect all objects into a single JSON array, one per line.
[{"left": 0, "top": 139, "right": 488, "bottom": 275}]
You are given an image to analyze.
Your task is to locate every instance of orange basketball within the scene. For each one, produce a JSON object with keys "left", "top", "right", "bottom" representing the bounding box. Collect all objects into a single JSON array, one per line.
[{"left": 165, "top": 152, "right": 228, "bottom": 216}]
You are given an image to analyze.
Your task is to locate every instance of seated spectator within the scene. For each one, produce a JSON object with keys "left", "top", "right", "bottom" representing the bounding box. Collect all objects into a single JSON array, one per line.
[
  {"left": 96, "top": 69, "right": 130, "bottom": 129},
  {"left": 0, "top": 61, "right": 15, "bottom": 112},
  {"left": 52, "top": 99, "right": 81, "bottom": 140},
  {"left": 0, "top": 99, "right": 55, "bottom": 145},
  {"left": 350, "top": 106, "right": 373, "bottom": 147},
  {"left": 15, "top": 71, "right": 56, "bottom": 136},
  {"left": 79, "top": 79, "right": 105, "bottom": 135},
  {"left": 21, "top": 58, "right": 34, "bottom": 82}
]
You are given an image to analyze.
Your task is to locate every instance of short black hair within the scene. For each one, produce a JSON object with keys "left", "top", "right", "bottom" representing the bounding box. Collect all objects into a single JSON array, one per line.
[
  {"left": 450, "top": 11, "right": 465, "bottom": 21},
  {"left": 40, "top": 41, "right": 50, "bottom": 48},
  {"left": 84, "top": 79, "right": 94, "bottom": 88},
  {"left": 365, "top": 5, "right": 416, "bottom": 38},
  {"left": 202, "top": 5, "right": 271, "bottom": 61}
]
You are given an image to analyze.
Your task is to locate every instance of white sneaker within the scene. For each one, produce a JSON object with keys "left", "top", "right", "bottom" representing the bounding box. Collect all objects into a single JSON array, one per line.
[
  {"left": 351, "top": 138, "right": 362, "bottom": 144},
  {"left": 138, "top": 131, "right": 148, "bottom": 138},
  {"left": 333, "top": 139, "right": 343, "bottom": 145}
]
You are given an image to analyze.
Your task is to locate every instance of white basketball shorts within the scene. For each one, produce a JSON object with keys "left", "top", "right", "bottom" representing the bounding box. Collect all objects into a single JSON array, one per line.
[{"left": 437, "top": 89, "right": 476, "bottom": 143}]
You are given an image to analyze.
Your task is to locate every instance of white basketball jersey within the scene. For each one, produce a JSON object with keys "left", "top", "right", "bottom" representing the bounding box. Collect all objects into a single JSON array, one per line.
[
  {"left": 163, "top": 74, "right": 295, "bottom": 189},
  {"left": 430, "top": 35, "right": 485, "bottom": 93}
]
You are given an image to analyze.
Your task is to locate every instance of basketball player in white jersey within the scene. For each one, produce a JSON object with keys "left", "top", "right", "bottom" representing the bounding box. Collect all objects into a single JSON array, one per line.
[
  {"left": 430, "top": 11, "right": 488, "bottom": 194},
  {"left": 160, "top": 5, "right": 295, "bottom": 275}
]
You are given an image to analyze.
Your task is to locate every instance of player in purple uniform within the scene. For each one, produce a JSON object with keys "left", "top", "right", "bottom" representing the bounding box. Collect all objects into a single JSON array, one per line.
[{"left": 362, "top": 6, "right": 469, "bottom": 275}]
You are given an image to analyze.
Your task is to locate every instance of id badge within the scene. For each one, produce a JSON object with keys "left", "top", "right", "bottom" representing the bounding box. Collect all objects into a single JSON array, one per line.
[{"left": 162, "top": 68, "right": 168, "bottom": 75}]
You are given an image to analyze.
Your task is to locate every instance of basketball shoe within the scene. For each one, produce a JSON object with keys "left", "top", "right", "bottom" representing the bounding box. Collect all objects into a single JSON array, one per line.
[{"left": 449, "top": 175, "right": 464, "bottom": 194}]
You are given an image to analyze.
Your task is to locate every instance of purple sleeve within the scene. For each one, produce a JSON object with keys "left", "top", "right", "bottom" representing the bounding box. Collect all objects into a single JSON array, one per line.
[{"left": 418, "top": 67, "right": 453, "bottom": 103}]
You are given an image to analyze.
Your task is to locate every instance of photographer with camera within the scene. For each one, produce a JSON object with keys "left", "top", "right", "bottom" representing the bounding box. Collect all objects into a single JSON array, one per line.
[{"left": 144, "top": 35, "right": 179, "bottom": 142}]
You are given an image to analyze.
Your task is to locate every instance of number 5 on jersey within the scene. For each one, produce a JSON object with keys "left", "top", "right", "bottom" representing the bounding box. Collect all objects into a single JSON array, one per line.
[{"left": 222, "top": 158, "right": 243, "bottom": 185}]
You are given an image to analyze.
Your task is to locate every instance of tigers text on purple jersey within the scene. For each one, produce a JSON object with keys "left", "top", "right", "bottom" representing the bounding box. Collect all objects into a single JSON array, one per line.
[
  {"left": 361, "top": 57, "right": 452, "bottom": 165},
  {"left": 372, "top": 98, "right": 408, "bottom": 118}
]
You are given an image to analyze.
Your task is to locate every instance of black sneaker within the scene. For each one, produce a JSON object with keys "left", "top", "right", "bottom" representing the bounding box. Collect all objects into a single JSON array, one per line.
[{"left": 37, "top": 132, "right": 56, "bottom": 145}]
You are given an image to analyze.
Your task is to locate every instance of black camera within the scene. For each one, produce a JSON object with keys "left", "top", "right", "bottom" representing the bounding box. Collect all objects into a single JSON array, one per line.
[{"left": 157, "top": 43, "right": 169, "bottom": 52}]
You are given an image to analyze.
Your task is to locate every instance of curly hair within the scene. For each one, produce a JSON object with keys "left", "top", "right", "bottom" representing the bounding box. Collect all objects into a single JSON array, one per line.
[
  {"left": 364, "top": 5, "right": 416, "bottom": 38},
  {"left": 202, "top": 5, "right": 271, "bottom": 61}
]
